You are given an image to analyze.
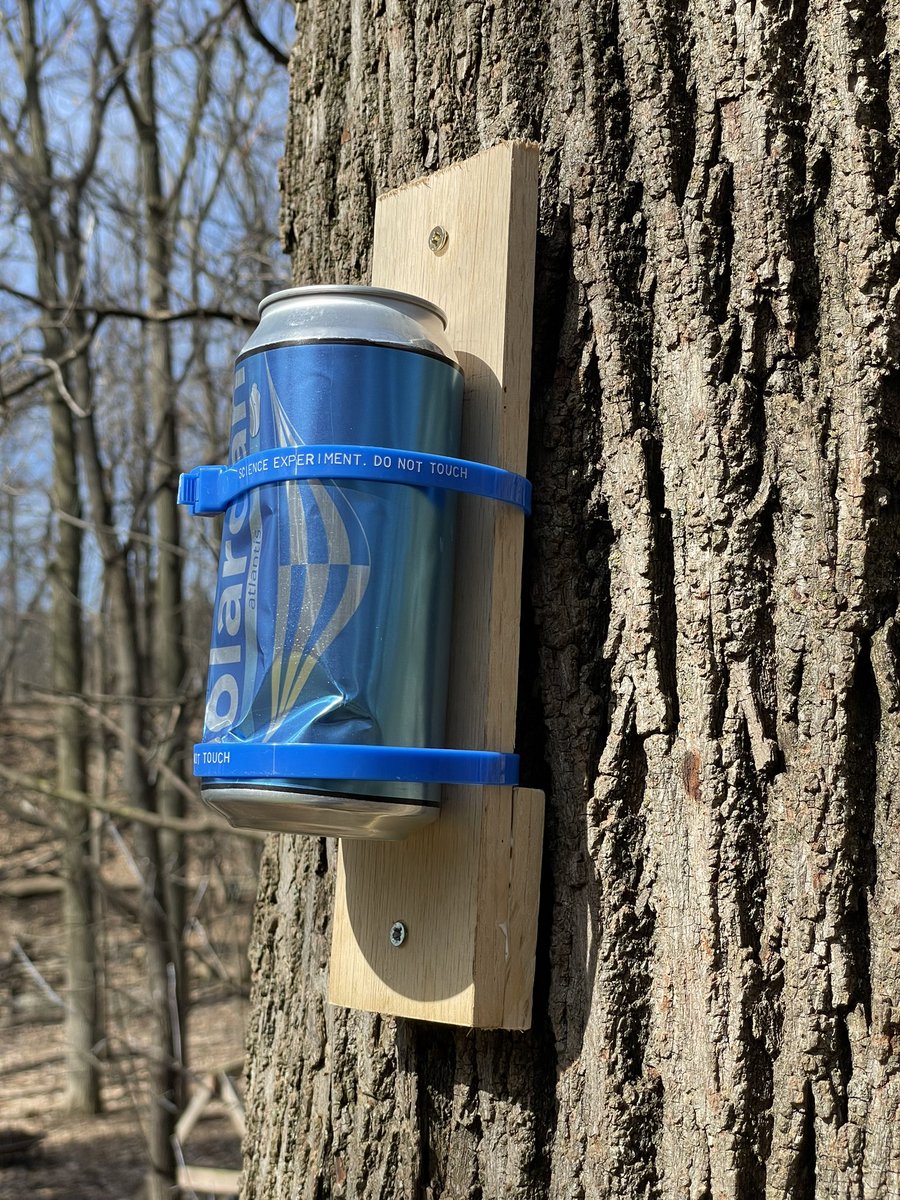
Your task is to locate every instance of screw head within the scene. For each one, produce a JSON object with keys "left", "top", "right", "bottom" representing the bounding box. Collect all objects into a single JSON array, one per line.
[
  {"left": 428, "top": 225, "right": 448, "bottom": 254},
  {"left": 389, "top": 921, "right": 407, "bottom": 947}
]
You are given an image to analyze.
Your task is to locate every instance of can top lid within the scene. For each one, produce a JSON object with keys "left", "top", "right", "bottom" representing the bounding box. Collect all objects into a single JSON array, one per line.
[{"left": 258, "top": 285, "right": 448, "bottom": 327}]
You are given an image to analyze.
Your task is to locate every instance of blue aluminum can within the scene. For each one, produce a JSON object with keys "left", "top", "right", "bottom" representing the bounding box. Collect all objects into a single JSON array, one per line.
[{"left": 198, "top": 286, "right": 463, "bottom": 838}]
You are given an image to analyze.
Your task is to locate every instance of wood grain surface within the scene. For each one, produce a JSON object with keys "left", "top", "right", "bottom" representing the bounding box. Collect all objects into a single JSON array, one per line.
[{"left": 328, "top": 142, "right": 544, "bottom": 1029}]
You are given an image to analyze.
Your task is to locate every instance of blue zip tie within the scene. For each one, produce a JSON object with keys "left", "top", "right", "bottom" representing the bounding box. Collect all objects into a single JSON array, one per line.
[
  {"left": 178, "top": 444, "right": 531, "bottom": 516},
  {"left": 193, "top": 742, "right": 520, "bottom": 787}
]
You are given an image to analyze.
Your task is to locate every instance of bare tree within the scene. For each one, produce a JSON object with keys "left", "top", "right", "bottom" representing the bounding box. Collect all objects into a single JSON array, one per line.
[
  {"left": 240, "top": 1, "right": 900, "bottom": 1196},
  {"left": 0, "top": 0, "right": 290, "bottom": 1189},
  {"left": 0, "top": 0, "right": 106, "bottom": 1115}
]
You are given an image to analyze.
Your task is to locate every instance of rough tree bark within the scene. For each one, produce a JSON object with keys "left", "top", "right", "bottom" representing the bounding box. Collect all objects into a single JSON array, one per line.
[{"left": 242, "top": 0, "right": 900, "bottom": 1195}]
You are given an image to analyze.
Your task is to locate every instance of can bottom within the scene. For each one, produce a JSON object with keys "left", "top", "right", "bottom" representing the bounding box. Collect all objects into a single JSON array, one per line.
[{"left": 201, "top": 784, "right": 440, "bottom": 840}]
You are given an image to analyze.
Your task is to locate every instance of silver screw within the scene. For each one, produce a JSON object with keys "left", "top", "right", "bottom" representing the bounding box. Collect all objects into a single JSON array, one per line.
[
  {"left": 428, "top": 225, "right": 448, "bottom": 254},
  {"left": 389, "top": 921, "right": 407, "bottom": 947}
]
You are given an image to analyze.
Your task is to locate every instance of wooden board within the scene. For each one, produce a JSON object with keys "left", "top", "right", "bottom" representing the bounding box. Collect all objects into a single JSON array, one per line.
[{"left": 328, "top": 141, "right": 544, "bottom": 1029}]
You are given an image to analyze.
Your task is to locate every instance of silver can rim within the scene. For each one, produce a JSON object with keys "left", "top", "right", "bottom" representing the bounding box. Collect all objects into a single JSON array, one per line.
[{"left": 258, "top": 284, "right": 448, "bottom": 327}]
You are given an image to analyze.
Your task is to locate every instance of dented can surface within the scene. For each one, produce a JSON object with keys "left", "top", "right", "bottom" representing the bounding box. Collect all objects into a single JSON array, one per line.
[{"left": 199, "top": 286, "right": 463, "bottom": 838}]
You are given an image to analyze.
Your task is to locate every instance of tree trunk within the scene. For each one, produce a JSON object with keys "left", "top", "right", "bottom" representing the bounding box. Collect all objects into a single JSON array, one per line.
[
  {"left": 3, "top": 488, "right": 19, "bottom": 703},
  {"left": 51, "top": 389, "right": 101, "bottom": 1120},
  {"left": 50, "top": 381, "right": 100, "bottom": 1119},
  {"left": 15, "top": 0, "right": 101, "bottom": 1116},
  {"left": 76, "top": 400, "right": 183, "bottom": 1200},
  {"left": 135, "top": 1, "right": 189, "bottom": 1032},
  {"left": 242, "top": 1, "right": 900, "bottom": 1195}
]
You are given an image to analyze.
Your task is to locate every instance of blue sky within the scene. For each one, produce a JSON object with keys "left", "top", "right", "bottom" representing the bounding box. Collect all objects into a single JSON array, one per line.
[{"left": 0, "top": 0, "right": 294, "bottom": 618}]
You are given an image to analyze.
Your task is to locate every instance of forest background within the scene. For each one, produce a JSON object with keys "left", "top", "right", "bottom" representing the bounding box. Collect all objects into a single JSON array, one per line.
[{"left": 0, "top": 2, "right": 291, "bottom": 1197}]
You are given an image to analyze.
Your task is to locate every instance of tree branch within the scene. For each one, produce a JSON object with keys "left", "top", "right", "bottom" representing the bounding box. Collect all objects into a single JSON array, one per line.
[
  {"left": 17, "top": 352, "right": 89, "bottom": 416},
  {"left": 233, "top": 0, "right": 289, "bottom": 67},
  {"left": 86, "top": 0, "right": 146, "bottom": 133},
  {"left": 0, "top": 790, "right": 67, "bottom": 834},
  {"left": 0, "top": 326, "right": 97, "bottom": 404},
  {"left": 66, "top": 10, "right": 126, "bottom": 190},
  {"left": 38, "top": 689, "right": 201, "bottom": 804},
  {"left": 166, "top": 34, "right": 216, "bottom": 213},
  {"left": 0, "top": 763, "right": 265, "bottom": 840},
  {"left": 0, "top": 282, "right": 256, "bottom": 327}
]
